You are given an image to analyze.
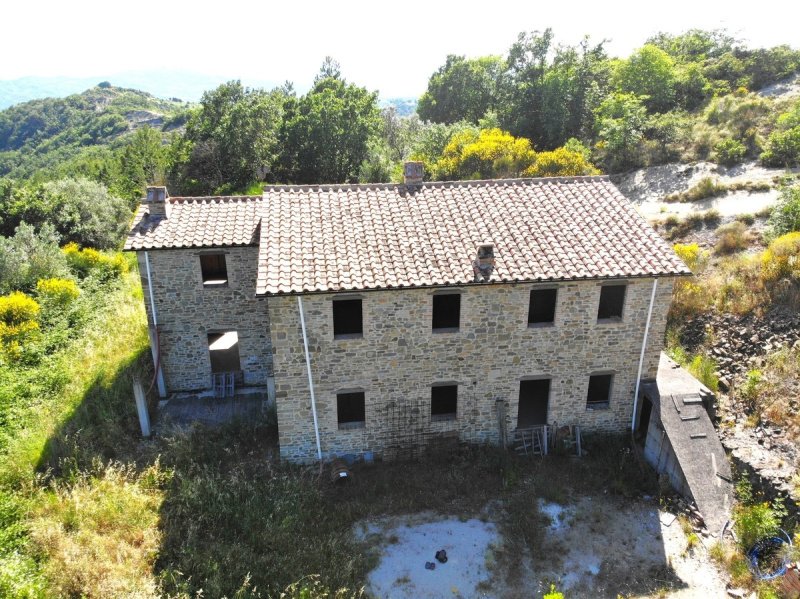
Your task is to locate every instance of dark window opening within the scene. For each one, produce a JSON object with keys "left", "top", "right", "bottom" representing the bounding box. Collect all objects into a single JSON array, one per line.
[
  {"left": 333, "top": 298, "right": 363, "bottom": 337},
  {"left": 517, "top": 379, "right": 550, "bottom": 428},
  {"left": 431, "top": 384, "right": 457, "bottom": 420},
  {"left": 200, "top": 254, "right": 228, "bottom": 286},
  {"left": 337, "top": 391, "right": 366, "bottom": 428},
  {"left": 597, "top": 284, "right": 626, "bottom": 320},
  {"left": 528, "top": 288, "right": 557, "bottom": 325},
  {"left": 587, "top": 374, "right": 613, "bottom": 408},
  {"left": 208, "top": 331, "right": 241, "bottom": 373},
  {"left": 432, "top": 294, "right": 461, "bottom": 330}
]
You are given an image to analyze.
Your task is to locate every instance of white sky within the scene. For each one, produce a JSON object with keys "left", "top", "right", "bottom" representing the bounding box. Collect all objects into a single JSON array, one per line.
[{"left": 3, "top": 0, "right": 796, "bottom": 97}]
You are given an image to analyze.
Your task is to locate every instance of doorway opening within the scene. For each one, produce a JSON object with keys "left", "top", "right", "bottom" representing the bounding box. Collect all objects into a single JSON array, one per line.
[{"left": 517, "top": 378, "right": 550, "bottom": 428}]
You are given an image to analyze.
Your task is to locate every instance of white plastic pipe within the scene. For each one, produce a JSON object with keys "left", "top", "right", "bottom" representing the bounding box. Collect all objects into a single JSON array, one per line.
[
  {"left": 144, "top": 252, "right": 167, "bottom": 397},
  {"left": 144, "top": 251, "right": 158, "bottom": 326},
  {"left": 632, "top": 278, "right": 658, "bottom": 432},
  {"left": 298, "top": 296, "right": 323, "bottom": 461}
]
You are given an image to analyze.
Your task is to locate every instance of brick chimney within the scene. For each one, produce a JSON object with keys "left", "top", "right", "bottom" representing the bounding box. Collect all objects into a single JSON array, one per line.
[
  {"left": 403, "top": 161, "right": 424, "bottom": 186},
  {"left": 144, "top": 186, "right": 170, "bottom": 220},
  {"left": 473, "top": 242, "right": 495, "bottom": 282}
]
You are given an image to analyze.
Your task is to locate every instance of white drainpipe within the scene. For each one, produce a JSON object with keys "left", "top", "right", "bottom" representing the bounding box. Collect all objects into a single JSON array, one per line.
[
  {"left": 298, "top": 296, "right": 323, "bottom": 461},
  {"left": 144, "top": 251, "right": 166, "bottom": 397},
  {"left": 632, "top": 278, "right": 659, "bottom": 432}
]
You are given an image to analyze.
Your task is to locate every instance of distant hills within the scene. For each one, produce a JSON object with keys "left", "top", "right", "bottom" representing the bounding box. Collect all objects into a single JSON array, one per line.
[
  {"left": 0, "top": 71, "right": 418, "bottom": 115},
  {"left": 0, "top": 71, "right": 281, "bottom": 109},
  {"left": 0, "top": 85, "right": 187, "bottom": 180}
]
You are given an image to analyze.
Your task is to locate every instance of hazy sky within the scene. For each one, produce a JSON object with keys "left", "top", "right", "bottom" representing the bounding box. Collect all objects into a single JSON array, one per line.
[{"left": 3, "top": 0, "right": 797, "bottom": 97}]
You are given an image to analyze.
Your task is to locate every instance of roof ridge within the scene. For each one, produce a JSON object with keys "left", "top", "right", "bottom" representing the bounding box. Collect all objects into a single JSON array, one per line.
[
  {"left": 168, "top": 195, "right": 262, "bottom": 203},
  {"left": 261, "top": 175, "right": 610, "bottom": 193}
]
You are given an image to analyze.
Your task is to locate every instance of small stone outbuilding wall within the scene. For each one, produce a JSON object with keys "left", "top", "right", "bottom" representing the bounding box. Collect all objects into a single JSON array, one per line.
[
  {"left": 269, "top": 277, "right": 675, "bottom": 462},
  {"left": 136, "top": 246, "right": 273, "bottom": 392}
]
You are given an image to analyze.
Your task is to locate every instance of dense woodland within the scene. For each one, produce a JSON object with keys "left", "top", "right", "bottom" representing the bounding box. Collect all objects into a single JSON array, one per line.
[{"left": 0, "top": 28, "right": 799, "bottom": 598}]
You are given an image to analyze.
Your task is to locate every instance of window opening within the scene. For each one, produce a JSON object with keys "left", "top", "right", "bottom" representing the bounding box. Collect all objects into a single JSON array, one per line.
[
  {"left": 597, "top": 284, "right": 626, "bottom": 320},
  {"left": 587, "top": 374, "right": 613, "bottom": 408},
  {"left": 337, "top": 391, "right": 366, "bottom": 428},
  {"left": 333, "top": 298, "right": 363, "bottom": 337},
  {"left": 528, "top": 288, "right": 557, "bottom": 325},
  {"left": 201, "top": 254, "right": 228, "bottom": 286},
  {"left": 432, "top": 294, "right": 461, "bottom": 330}
]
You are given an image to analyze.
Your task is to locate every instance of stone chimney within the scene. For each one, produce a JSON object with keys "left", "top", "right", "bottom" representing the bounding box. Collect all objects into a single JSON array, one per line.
[
  {"left": 403, "top": 161, "right": 424, "bottom": 186},
  {"left": 473, "top": 242, "right": 495, "bottom": 282},
  {"left": 144, "top": 186, "right": 170, "bottom": 220}
]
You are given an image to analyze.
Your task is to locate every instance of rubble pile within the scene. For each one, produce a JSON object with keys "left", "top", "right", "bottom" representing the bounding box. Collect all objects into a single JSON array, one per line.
[{"left": 680, "top": 307, "right": 800, "bottom": 392}]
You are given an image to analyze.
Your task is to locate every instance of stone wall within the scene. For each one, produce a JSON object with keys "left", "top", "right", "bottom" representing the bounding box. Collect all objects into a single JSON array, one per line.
[
  {"left": 136, "top": 246, "right": 273, "bottom": 392},
  {"left": 269, "top": 277, "right": 676, "bottom": 462}
]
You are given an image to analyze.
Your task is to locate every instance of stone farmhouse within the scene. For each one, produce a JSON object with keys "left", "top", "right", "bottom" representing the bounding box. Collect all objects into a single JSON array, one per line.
[{"left": 124, "top": 166, "right": 691, "bottom": 463}]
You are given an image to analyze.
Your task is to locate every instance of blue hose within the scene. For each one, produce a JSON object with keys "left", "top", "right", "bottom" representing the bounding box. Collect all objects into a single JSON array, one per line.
[{"left": 747, "top": 529, "right": 793, "bottom": 580}]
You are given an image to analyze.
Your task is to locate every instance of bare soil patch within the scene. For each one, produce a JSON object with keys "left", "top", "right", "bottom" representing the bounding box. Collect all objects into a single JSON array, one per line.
[{"left": 358, "top": 496, "right": 729, "bottom": 598}]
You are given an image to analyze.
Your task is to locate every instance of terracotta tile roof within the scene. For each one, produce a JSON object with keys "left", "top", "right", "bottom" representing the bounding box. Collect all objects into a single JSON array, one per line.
[
  {"left": 124, "top": 196, "right": 262, "bottom": 250},
  {"left": 254, "top": 176, "right": 690, "bottom": 295}
]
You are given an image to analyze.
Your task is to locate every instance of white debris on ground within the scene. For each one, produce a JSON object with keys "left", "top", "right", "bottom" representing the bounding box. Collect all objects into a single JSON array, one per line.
[
  {"left": 357, "top": 514, "right": 499, "bottom": 599},
  {"left": 614, "top": 161, "right": 790, "bottom": 219},
  {"left": 358, "top": 497, "right": 731, "bottom": 599},
  {"left": 532, "top": 497, "right": 730, "bottom": 599}
]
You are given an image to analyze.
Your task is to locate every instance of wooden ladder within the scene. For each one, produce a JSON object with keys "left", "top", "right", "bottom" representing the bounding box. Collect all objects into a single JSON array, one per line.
[{"left": 514, "top": 427, "right": 546, "bottom": 457}]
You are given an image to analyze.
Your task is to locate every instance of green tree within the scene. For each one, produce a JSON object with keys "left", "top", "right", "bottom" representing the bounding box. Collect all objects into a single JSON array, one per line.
[
  {"left": 499, "top": 31, "right": 609, "bottom": 149},
  {"left": 595, "top": 93, "right": 648, "bottom": 172},
  {"left": 118, "top": 126, "right": 167, "bottom": 202},
  {"left": 40, "top": 178, "right": 131, "bottom": 249},
  {"left": 277, "top": 67, "right": 380, "bottom": 184},
  {"left": 417, "top": 55, "right": 504, "bottom": 124},
  {"left": 179, "top": 81, "right": 283, "bottom": 194},
  {"left": 614, "top": 45, "right": 677, "bottom": 113}
]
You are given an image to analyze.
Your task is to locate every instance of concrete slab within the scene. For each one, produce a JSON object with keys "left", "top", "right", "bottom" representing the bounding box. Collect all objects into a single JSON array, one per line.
[{"left": 641, "top": 353, "right": 733, "bottom": 536}]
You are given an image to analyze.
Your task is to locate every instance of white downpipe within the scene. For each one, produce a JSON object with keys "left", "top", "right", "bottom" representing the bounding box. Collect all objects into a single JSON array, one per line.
[
  {"left": 144, "top": 251, "right": 158, "bottom": 326},
  {"left": 144, "top": 252, "right": 167, "bottom": 398},
  {"left": 298, "top": 296, "right": 323, "bottom": 461},
  {"left": 632, "top": 278, "right": 659, "bottom": 432}
]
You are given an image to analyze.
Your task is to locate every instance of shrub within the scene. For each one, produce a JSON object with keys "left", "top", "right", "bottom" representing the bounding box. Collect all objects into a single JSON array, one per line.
[
  {"left": 63, "top": 243, "right": 128, "bottom": 279},
  {"left": 767, "top": 185, "right": 800, "bottom": 238},
  {"left": 760, "top": 232, "right": 800, "bottom": 281},
  {"left": 734, "top": 501, "right": 784, "bottom": 550},
  {"left": 0, "top": 291, "right": 40, "bottom": 361},
  {"left": 543, "top": 584, "right": 565, "bottom": 599},
  {"left": 703, "top": 209, "right": 721, "bottom": 225},
  {"left": 738, "top": 369, "right": 763, "bottom": 408},
  {"left": 714, "top": 138, "right": 747, "bottom": 166},
  {"left": 665, "top": 177, "right": 727, "bottom": 203},
  {"left": 761, "top": 126, "right": 800, "bottom": 167},
  {"left": 688, "top": 354, "right": 719, "bottom": 392},
  {"left": 0, "top": 223, "right": 68, "bottom": 293},
  {"left": 715, "top": 221, "right": 749, "bottom": 255},
  {"left": 523, "top": 147, "right": 600, "bottom": 178},
  {"left": 673, "top": 243, "right": 704, "bottom": 270},
  {"left": 736, "top": 213, "right": 756, "bottom": 226},
  {"left": 36, "top": 278, "right": 80, "bottom": 308}
]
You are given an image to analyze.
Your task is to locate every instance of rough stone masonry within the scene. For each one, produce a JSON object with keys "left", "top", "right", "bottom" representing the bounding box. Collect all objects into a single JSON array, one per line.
[{"left": 269, "top": 278, "right": 675, "bottom": 462}]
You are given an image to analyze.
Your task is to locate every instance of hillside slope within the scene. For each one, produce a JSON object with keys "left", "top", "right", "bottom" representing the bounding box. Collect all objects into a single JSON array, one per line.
[{"left": 0, "top": 85, "right": 188, "bottom": 180}]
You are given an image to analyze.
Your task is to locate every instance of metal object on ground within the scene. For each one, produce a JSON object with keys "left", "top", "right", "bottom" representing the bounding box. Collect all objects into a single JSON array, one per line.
[{"left": 330, "top": 458, "right": 351, "bottom": 483}]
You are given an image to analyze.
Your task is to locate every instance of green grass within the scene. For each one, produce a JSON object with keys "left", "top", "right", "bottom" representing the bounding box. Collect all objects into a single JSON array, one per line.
[{"left": 0, "top": 263, "right": 662, "bottom": 597}]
